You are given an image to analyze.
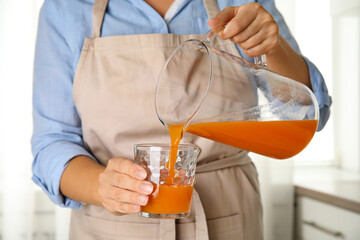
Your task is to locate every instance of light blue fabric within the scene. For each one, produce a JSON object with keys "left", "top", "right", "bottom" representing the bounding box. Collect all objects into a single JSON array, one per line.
[{"left": 32, "top": 0, "right": 332, "bottom": 209}]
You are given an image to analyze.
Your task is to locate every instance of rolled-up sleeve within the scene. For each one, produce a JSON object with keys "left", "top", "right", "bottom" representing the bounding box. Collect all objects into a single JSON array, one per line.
[
  {"left": 253, "top": 0, "right": 332, "bottom": 131},
  {"left": 31, "top": 0, "right": 96, "bottom": 209},
  {"left": 302, "top": 56, "right": 332, "bottom": 131}
]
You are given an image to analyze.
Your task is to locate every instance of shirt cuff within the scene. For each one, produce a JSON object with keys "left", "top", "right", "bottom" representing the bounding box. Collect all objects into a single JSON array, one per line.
[{"left": 32, "top": 141, "right": 97, "bottom": 209}]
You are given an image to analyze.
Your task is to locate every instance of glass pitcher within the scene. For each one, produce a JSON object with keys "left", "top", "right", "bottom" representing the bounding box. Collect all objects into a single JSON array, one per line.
[{"left": 155, "top": 30, "right": 319, "bottom": 159}]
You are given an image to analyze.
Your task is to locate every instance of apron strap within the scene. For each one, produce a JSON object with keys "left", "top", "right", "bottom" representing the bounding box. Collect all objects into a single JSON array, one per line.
[
  {"left": 193, "top": 189, "right": 210, "bottom": 240},
  {"left": 197, "top": 151, "right": 251, "bottom": 174},
  {"left": 203, "top": 0, "right": 221, "bottom": 19},
  {"left": 92, "top": 0, "right": 109, "bottom": 37},
  {"left": 203, "top": 0, "right": 241, "bottom": 56},
  {"left": 91, "top": 0, "right": 220, "bottom": 37},
  {"left": 160, "top": 219, "right": 176, "bottom": 240},
  {"left": 158, "top": 189, "right": 209, "bottom": 240},
  {"left": 92, "top": 0, "right": 225, "bottom": 39}
]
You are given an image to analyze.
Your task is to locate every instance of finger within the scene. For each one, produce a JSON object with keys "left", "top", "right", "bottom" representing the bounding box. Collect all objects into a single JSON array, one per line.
[
  {"left": 104, "top": 186, "right": 149, "bottom": 206},
  {"left": 109, "top": 172, "right": 153, "bottom": 195},
  {"left": 208, "top": 6, "right": 236, "bottom": 28},
  {"left": 230, "top": 14, "right": 263, "bottom": 43},
  {"left": 243, "top": 38, "right": 279, "bottom": 57},
  {"left": 104, "top": 198, "right": 142, "bottom": 214},
  {"left": 108, "top": 158, "right": 147, "bottom": 180},
  {"left": 220, "top": 7, "right": 257, "bottom": 39},
  {"left": 237, "top": 28, "right": 267, "bottom": 51}
]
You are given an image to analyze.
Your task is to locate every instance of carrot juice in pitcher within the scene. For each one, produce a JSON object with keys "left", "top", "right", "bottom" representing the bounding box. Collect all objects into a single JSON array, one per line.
[{"left": 184, "top": 119, "right": 318, "bottom": 159}]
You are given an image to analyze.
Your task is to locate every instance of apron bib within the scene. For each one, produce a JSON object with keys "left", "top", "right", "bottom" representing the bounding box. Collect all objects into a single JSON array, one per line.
[{"left": 70, "top": 0, "right": 263, "bottom": 239}]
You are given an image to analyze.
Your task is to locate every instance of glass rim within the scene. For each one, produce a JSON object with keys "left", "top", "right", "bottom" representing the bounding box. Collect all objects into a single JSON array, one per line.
[{"left": 134, "top": 143, "right": 199, "bottom": 151}]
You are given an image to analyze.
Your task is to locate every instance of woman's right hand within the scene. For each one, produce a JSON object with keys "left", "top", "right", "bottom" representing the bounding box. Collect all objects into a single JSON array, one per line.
[{"left": 98, "top": 158, "right": 153, "bottom": 215}]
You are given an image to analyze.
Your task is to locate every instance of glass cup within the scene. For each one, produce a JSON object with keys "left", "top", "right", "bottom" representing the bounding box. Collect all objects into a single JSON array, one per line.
[{"left": 134, "top": 143, "right": 199, "bottom": 219}]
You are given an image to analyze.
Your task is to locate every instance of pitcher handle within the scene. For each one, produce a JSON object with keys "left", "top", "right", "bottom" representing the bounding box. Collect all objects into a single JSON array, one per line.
[
  {"left": 254, "top": 55, "right": 267, "bottom": 68},
  {"left": 202, "top": 28, "right": 221, "bottom": 43},
  {"left": 203, "top": 29, "right": 268, "bottom": 68}
]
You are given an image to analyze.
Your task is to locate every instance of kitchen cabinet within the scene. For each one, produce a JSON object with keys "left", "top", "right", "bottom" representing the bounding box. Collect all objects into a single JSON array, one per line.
[
  {"left": 295, "top": 196, "right": 360, "bottom": 239},
  {"left": 294, "top": 167, "right": 360, "bottom": 240}
]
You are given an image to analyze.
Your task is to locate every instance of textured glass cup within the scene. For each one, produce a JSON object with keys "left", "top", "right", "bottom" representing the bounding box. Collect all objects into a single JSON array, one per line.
[{"left": 134, "top": 143, "right": 199, "bottom": 219}]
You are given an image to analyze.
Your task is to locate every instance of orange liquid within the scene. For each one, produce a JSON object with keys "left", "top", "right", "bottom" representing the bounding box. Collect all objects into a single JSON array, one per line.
[
  {"left": 166, "top": 124, "right": 183, "bottom": 184},
  {"left": 185, "top": 120, "right": 318, "bottom": 159},
  {"left": 144, "top": 119, "right": 317, "bottom": 214},
  {"left": 142, "top": 184, "right": 193, "bottom": 214},
  {"left": 143, "top": 125, "right": 193, "bottom": 214}
]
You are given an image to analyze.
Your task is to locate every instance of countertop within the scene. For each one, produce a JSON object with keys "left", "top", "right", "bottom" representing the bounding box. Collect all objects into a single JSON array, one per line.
[{"left": 294, "top": 166, "right": 360, "bottom": 213}]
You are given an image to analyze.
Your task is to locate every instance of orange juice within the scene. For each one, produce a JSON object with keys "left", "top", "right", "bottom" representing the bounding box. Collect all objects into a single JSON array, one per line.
[
  {"left": 142, "top": 125, "right": 191, "bottom": 214},
  {"left": 166, "top": 124, "right": 183, "bottom": 184},
  {"left": 142, "top": 184, "right": 193, "bottom": 214},
  {"left": 185, "top": 119, "right": 318, "bottom": 159},
  {"left": 143, "top": 119, "right": 317, "bottom": 214}
]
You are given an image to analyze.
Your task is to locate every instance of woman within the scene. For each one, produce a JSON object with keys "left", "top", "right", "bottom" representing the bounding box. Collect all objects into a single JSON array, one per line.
[{"left": 32, "top": 0, "right": 331, "bottom": 239}]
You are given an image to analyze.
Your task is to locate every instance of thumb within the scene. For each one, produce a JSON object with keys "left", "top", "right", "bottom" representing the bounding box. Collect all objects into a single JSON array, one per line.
[{"left": 208, "top": 7, "right": 236, "bottom": 28}]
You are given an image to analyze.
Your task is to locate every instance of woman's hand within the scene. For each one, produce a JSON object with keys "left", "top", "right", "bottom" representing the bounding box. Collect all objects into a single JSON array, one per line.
[
  {"left": 98, "top": 158, "right": 153, "bottom": 215},
  {"left": 208, "top": 3, "right": 311, "bottom": 88},
  {"left": 208, "top": 3, "right": 280, "bottom": 58}
]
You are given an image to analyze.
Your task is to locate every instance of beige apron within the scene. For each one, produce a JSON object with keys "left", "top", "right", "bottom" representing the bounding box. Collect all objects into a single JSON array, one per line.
[{"left": 70, "top": 0, "right": 263, "bottom": 239}]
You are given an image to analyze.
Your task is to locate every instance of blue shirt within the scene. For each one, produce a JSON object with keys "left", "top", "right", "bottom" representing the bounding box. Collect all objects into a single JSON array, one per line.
[{"left": 32, "top": 0, "right": 332, "bottom": 209}]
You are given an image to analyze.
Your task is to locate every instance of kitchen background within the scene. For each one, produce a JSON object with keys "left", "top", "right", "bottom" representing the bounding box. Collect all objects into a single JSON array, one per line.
[{"left": 0, "top": 0, "right": 359, "bottom": 239}]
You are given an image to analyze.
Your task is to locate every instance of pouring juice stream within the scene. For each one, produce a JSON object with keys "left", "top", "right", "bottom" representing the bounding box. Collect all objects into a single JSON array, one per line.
[{"left": 141, "top": 125, "right": 192, "bottom": 214}]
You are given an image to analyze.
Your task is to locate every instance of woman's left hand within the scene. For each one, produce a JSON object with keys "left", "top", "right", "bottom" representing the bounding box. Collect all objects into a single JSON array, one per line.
[{"left": 208, "top": 3, "right": 280, "bottom": 58}]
